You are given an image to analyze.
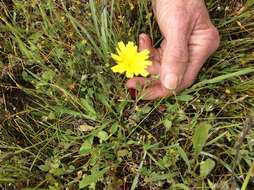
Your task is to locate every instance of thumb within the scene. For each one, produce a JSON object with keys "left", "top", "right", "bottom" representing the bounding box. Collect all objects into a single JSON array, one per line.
[{"left": 160, "top": 37, "right": 189, "bottom": 90}]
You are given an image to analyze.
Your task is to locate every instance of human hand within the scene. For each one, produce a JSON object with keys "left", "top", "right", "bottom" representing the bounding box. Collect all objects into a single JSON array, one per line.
[{"left": 127, "top": 0, "right": 220, "bottom": 100}]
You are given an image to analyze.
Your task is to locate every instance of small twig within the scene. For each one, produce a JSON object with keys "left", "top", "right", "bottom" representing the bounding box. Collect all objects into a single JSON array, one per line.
[
  {"left": 231, "top": 118, "right": 254, "bottom": 184},
  {"left": 216, "top": 95, "right": 249, "bottom": 117},
  {"left": 233, "top": 118, "right": 254, "bottom": 167}
]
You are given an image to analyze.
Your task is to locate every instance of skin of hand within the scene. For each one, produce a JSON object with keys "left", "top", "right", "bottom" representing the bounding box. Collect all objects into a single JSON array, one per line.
[{"left": 127, "top": 0, "right": 220, "bottom": 100}]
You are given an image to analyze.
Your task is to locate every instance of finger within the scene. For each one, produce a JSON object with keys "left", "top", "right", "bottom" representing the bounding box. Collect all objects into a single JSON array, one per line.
[
  {"left": 127, "top": 77, "right": 171, "bottom": 100},
  {"left": 160, "top": 31, "right": 189, "bottom": 90},
  {"left": 126, "top": 77, "right": 148, "bottom": 89},
  {"left": 147, "top": 61, "right": 161, "bottom": 75},
  {"left": 188, "top": 26, "right": 220, "bottom": 67},
  {"left": 139, "top": 33, "right": 160, "bottom": 62},
  {"left": 178, "top": 27, "right": 220, "bottom": 90},
  {"left": 161, "top": 13, "right": 193, "bottom": 90},
  {"left": 142, "top": 81, "right": 171, "bottom": 100},
  {"left": 138, "top": 34, "right": 161, "bottom": 75}
]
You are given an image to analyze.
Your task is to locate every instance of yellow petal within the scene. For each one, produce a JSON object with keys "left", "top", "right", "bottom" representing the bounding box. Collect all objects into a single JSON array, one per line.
[
  {"left": 144, "top": 60, "right": 152, "bottom": 66},
  {"left": 127, "top": 41, "right": 135, "bottom": 49},
  {"left": 140, "top": 49, "right": 149, "bottom": 55},
  {"left": 111, "top": 65, "right": 125, "bottom": 73},
  {"left": 138, "top": 50, "right": 150, "bottom": 60},
  {"left": 140, "top": 70, "right": 149, "bottom": 77},
  {"left": 118, "top": 41, "right": 126, "bottom": 52},
  {"left": 126, "top": 70, "right": 134, "bottom": 78},
  {"left": 111, "top": 53, "right": 122, "bottom": 62}
]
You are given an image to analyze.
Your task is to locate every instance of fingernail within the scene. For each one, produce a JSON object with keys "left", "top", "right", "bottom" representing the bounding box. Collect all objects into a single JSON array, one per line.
[{"left": 162, "top": 73, "right": 179, "bottom": 90}]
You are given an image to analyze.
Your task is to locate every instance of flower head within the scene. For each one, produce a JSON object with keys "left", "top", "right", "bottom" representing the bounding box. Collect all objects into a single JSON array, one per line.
[{"left": 111, "top": 41, "right": 152, "bottom": 78}]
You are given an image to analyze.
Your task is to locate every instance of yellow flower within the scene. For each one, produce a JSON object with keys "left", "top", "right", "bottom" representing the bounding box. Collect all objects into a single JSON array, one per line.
[{"left": 111, "top": 41, "right": 152, "bottom": 78}]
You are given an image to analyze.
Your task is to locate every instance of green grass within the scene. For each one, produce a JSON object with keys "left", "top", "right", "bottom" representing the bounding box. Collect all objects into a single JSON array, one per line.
[{"left": 0, "top": 0, "right": 254, "bottom": 189}]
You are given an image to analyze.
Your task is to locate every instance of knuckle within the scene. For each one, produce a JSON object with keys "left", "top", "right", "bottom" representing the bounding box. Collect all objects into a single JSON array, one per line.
[
  {"left": 166, "top": 52, "right": 188, "bottom": 64},
  {"left": 208, "top": 26, "right": 220, "bottom": 50}
]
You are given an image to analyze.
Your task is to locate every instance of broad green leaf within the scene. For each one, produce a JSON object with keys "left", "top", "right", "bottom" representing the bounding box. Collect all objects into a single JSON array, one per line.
[
  {"left": 192, "top": 122, "right": 212, "bottom": 156},
  {"left": 97, "top": 131, "right": 109, "bottom": 142},
  {"left": 79, "top": 137, "right": 93, "bottom": 155},
  {"left": 90, "top": 149, "right": 100, "bottom": 166},
  {"left": 110, "top": 123, "right": 119, "bottom": 135},
  {"left": 200, "top": 158, "right": 216, "bottom": 178},
  {"left": 79, "top": 167, "right": 109, "bottom": 189},
  {"left": 163, "top": 119, "right": 172, "bottom": 131}
]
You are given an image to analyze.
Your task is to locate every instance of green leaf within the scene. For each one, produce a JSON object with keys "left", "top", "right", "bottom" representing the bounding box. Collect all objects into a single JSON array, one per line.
[
  {"left": 191, "top": 68, "right": 254, "bottom": 90},
  {"left": 200, "top": 158, "right": 216, "bottom": 178},
  {"left": 207, "top": 179, "right": 216, "bottom": 190},
  {"left": 176, "top": 145, "right": 191, "bottom": 172},
  {"left": 22, "top": 71, "right": 33, "bottom": 82},
  {"left": 53, "top": 106, "right": 96, "bottom": 121},
  {"left": 110, "top": 123, "right": 119, "bottom": 135},
  {"left": 158, "top": 155, "right": 173, "bottom": 169},
  {"left": 192, "top": 122, "right": 212, "bottom": 156},
  {"left": 141, "top": 106, "right": 152, "bottom": 114},
  {"left": 0, "top": 177, "right": 16, "bottom": 183},
  {"left": 170, "top": 183, "right": 190, "bottom": 190},
  {"left": 90, "top": 149, "right": 100, "bottom": 166},
  {"left": 97, "top": 131, "right": 109, "bottom": 142},
  {"left": 176, "top": 94, "right": 194, "bottom": 102},
  {"left": 117, "top": 149, "right": 129, "bottom": 158},
  {"left": 28, "top": 32, "right": 43, "bottom": 43},
  {"left": 163, "top": 119, "right": 172, "bottom": 131},
  {"left": 79, "top": 167, "right": 109, "bottom": 189},
  {"left": 246, "top": 0, "right": 254, "bottom": 7},
  {"left": 38, "top": 164, "right": 50, "bottom": 172},
  {"left": 50, "top": 167, "right": 66, "bottom": 176},
  {"left": 54, "top": 47, "right": 65, "bottom": 58},
  {"left": 96, "top": 93, "right": 113, "bottom": 111},
  {"left": 42, "top": 70, "right": 56, "bottom": 82},
  {"left": 79, "top": 137, "right": 93, "bottom": 155},
  {"left": 80, "top": 98, "right": 97, "bottom": 117},
  {"left": 144, "top": 172, "right": 177, "bottom": 183}
]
